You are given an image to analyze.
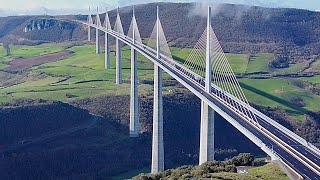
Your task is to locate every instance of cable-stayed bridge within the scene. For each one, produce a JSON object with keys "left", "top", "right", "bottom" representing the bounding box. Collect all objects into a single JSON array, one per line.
[{"left": 59, "top": 6, "right": 320, "bottom": 180}]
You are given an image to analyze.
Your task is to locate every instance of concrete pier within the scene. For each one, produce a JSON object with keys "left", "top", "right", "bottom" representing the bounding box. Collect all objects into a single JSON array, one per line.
[
  {"left": 199, "top": 6, "right": 215, "bottom": 164},
  {"left": 130, "top": 48, "right": 139, "bottom": 137},
  {"left": 96, "top": 27, "right": 100, "bottom": 54},
  {"left": 104, "top": 9, "right": 110, "bottom": 69},
  {"left": 130, "top": 7, "right": 139, "bottom": 137},
  {"left": 151, "top": 6, "right": 164, "bottom": 174},
  {"left": 88, "top": 8, "right": 91, "bottom": 41},
  {"left": 151, "top": 64, "right": 164, "bottom": 173},
  {"left": 116, "top": 38, "right": 122, "bottom": 84},
  {"left": 105, "top": 32, "right": 110, "bottom": 69},
  {"left": 88, "top": 25, "right": 91, "bottom": 41},
  {"left": 199, "top": 102, "right": 215, "bottom": 164}
]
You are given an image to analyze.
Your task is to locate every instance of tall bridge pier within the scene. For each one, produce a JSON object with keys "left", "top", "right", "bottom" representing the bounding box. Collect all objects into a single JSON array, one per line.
[
  {"left": 199, "top": 6, "right": 215, "bottom": 164},
  {"left": 88, "top": 24, "right": 91, "bottom": 41},
  {"left": 87, "top": 7, "right": 92, "bottom": 41},
  {"left": 83, "top": 5, "right": 320, "bottom": 179},
  {"left": 104, "top": 8, "right": 111, "bottom": 69},
  {"left": 130, "top": 7, "right": 139, "bottom": 137},
  {"left": 96, "top": 8, "right": 100, "bottom": 54},
  {"left": 116, "top": 38, "right": 122, "bottom": 84},
  {"left": 115, "top": 8, "right": 122, "bottom": 85},
  {"left": 105, "top": 32, "right": 110, "bottom": 69},
  {"left": 151, "top": 6, "right": 164, "bottom": 174}
]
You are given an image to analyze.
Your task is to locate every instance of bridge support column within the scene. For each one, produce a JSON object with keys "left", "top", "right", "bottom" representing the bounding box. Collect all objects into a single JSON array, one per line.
[
  {"left": 130, "top": 47, "right": 139, "bottom": 137},
  {"left": 199, "top": 103, "right": 215, "bottom": 164},
  {"left": 88, "top": 26, "right": 91, "bottom": 41},
  {"left": 105, "top": 32, "right": 110, "bottom": 69},
  {"left": 151, "top": 64, "right": 164, "bottom": 173},
  {"left": 130, "top": 7, "right": 139, "bottom": 137},
  {"left": 199, "top": 6, "right": 215, "bottom": 165},
  {"left": 96, "top": 28, "right": 100, "bottom": 54},
  {"left": 151, "top": 6, "right": 164, "bottom": 174},
  {"left": 116, "top": 38, "right": 122, "bottom": 84},
  {"left": 88, "top": 8, "right": 91, "bottom": 41}
]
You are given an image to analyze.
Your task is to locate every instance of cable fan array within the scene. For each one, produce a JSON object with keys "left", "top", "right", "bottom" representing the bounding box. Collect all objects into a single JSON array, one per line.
[
  {"left": 183, "top": 26, "right": 257, "bottom": 122},
  {"left": 90, "top": 8, "right": 257, "bottom": 123},
  {"left": 127, "top": 12, "right": 142, "bottom": 43},
  {"left": 147, "top": 18, "right": 173, "bottom": 60}
]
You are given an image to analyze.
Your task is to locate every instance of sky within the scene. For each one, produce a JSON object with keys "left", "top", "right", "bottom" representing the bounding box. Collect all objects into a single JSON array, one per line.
[{"left": 0, "top": 0, "right": 320, "bottom": 16}]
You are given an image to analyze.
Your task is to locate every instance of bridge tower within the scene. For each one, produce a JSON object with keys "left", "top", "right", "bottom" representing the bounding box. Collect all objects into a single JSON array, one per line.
[
  {"left": 115, "top": 8, "right": 123, "bottom": 84},
  {"left": 96, "top": 7, "right": 101, "bottom": 54},
  {"left": 199, "top": 6, "right": 215, "bottom": 165},
  {"left": 130, "top": 6, "right": 139, "bottom": 137},
  {"left": 88, "top": 7, "right": 92, "bottom": 41},
  {"left": 104, "top": 8, "right": 111, "bottom": 69},
  {"left": 151, "top": 6, "right": 164, "bottom": 174}
]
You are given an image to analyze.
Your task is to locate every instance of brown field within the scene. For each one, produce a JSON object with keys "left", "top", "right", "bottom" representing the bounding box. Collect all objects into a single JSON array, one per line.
[{"left": 5, "top": 51, "right": 73, "bottom": 73}]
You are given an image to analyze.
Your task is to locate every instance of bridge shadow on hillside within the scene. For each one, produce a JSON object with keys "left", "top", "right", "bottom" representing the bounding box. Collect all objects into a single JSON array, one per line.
[
  {"left": 239, "top": 82, "right": 308, "bottom": 116},
  {"left": 172, "top": 55, "right": 186, "bottom": 64}
]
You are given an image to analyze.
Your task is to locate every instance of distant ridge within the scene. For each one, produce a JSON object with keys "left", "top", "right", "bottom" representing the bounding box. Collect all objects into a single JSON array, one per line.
[{"left": 0, "top": 3, "right": 320, "bottom": 61}]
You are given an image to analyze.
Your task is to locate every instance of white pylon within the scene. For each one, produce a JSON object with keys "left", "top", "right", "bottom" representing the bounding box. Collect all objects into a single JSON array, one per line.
[
  {"left": 115, "top": 7, "right": 122, "bottom": 84},
  {"left": 199, "top": 6, "right": 215, "bottom": 165},
  {"left": 151, "top": 6, "right": 164, "bottom": 174},
  {"left": 104, "top": 7, "right": 110, "bottom": 69},
  {"left": 130, "top": 6, "right": 139, "bottom": 138},
  {"left": 96, "top": 7, "right": 100, "bottom": 54},
  {"left": 88, "top": 7, "right": 92, "bottom": 41}
]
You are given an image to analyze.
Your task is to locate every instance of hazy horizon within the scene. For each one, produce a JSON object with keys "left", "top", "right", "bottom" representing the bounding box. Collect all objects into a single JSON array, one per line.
[{"left": 0, "top": 0, "right": 320, "bottom": 17}]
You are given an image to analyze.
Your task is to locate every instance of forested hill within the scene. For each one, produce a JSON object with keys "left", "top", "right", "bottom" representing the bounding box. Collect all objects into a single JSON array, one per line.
[{"left": 1, "top": 3, "right": 320, "bottom": 55}]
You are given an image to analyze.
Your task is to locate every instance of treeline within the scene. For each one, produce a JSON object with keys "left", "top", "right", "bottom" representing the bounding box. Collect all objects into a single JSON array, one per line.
[
  {"left": 133, "top": 153, "right": 254, "bottom": 180},
  {"left": 0, "top": 99, "right": 91, "bottom": 145}
]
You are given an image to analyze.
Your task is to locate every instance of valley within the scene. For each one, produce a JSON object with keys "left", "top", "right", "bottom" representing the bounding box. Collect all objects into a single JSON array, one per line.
[{"left": 0, "top": 2, "right": 320, "bottom": 179}]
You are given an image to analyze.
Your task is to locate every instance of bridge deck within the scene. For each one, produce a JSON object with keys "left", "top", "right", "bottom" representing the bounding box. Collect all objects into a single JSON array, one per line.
[{"left": 66, "top": 19, "right": 320, "bottom": 179}]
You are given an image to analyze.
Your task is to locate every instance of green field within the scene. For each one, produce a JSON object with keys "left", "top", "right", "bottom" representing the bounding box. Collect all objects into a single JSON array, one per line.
[
  {"left": 0, "top": 43, "right": 319, "bottom": 121},
  {"left": 210, "top": 163, "right": 289, "bottom": 180},
  {"left": 0, "top": 43, "right": 70, "bottom": 70},
  {"left": 300, "top": 75, "right": 320, "bottom": 84},
  {"left": 273, "top": 62, "right": 305, "bottom": 74},
  {"left": 9, "top": 43, "right": 68, "bottom": 58},
  {"left": 239, "top": 78, "right": 320, "bottom": 121},
  {"left": 0, "top": 43, "right": 172, "bottom": 103},
  {"left": 246, "top": 53, "right": 273, "bottom": 73},
  {"left": 308, "top": 60, "right": 320, "bottom": 70},
  {"left": 226, "top": 53, "right": 249, "bottom": 73}
]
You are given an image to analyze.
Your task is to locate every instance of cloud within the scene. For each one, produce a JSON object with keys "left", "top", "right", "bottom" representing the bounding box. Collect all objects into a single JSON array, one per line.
[{"left": 187, "top": 0, "right": 286, "bottom": 23}]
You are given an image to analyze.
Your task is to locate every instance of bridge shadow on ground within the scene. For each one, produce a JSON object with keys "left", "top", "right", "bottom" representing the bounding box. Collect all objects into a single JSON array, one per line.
[
  {"left": 239, "top": 82, "right": 308, "bottom": 116},
  {"left": 172, "top": 55, "right": 186, "bottom": 64}
]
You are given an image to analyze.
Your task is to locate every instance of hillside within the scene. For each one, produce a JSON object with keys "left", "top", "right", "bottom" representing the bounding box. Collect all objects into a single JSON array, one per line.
[
  {"left": 1, "top": 3, "right": 320, "bottom": 62},
  {"left": 133, "top": 154, "right": 289, "bottom": 180},
  {"left": 0, "top": 95, "right": 267, "bottom": 179},
  {"left": 0, "top": 2, "right": 320, "bottom": 179}
]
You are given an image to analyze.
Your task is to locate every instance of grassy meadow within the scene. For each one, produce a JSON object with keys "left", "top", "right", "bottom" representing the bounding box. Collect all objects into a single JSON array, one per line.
[{"left": 0, "top": 42, "right": 319, "bottom": 121}]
